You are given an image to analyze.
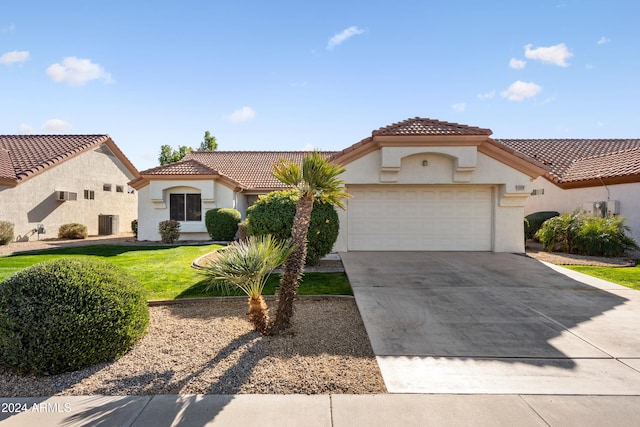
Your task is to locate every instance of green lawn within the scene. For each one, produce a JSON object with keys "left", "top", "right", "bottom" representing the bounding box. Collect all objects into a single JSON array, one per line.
[
  {"left": 565, "top": 262, "right": 640, "bottom": 290},
  {"left": 0, "top": 244, "right": 352, "bottom": 299}
]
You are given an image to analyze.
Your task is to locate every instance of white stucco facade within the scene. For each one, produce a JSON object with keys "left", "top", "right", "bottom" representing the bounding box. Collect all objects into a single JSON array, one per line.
[
  {"left": 332, "top": 145, "right": 536, "bottom": 253},
  {"left": 0, "top": 144, "right": 138, "bottom": 241},
  {"left": 525, "top": 177, "right": 640, "bottom": 244},
  {"left": 136, "top": 178, "right": 244, "bottom": 241}
]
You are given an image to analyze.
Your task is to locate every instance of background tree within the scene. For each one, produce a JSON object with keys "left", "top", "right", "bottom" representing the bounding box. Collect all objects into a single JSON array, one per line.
[
  {"left": 158, "top": 144, "right": 193, "bottom": 165},
  {"left": 199, "top": 131, "right": 218, "bottom": 151}
]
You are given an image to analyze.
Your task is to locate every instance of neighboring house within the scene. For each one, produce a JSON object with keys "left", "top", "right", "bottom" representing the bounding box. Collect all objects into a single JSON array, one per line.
[
  {"left": 132, "top": 118, "right": 546, "bottom": 253},
  {"left": 497, "top": 139, "right": 640, "bottom": 244},
  {"left": 0, "top": 135, "right": 139, "bottom": 241}
]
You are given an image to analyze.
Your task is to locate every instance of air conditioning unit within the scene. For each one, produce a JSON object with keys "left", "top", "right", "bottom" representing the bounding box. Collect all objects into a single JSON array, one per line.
[
  {"left": 582, "top": 201, "right": 607, "bottom": 217},
  {"left": 57, "top": 191, "right": 78, "bottom": 201}
]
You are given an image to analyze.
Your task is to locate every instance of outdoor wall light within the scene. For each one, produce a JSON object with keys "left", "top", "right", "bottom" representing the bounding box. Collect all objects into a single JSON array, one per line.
[{"left": 422, "top": 160, "right": 429, "bottom": 167}]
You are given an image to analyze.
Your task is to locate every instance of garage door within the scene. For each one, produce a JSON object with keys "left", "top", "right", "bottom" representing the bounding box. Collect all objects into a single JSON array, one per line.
[{"left": 347, "top": 185, "right": 493, "bottom": 251}]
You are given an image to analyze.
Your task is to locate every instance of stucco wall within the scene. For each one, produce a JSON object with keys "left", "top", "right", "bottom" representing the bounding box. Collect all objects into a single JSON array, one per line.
[
  {"left": 525, "top": 177, "right": 640, "bottom": 244},
  {"left": 0, "top": 145, "right": 137, "bottom": 241},
  {"left": 333, "top": 147, "right": 533, "bottom": 252},
  {"left": 136, "top": 179, "right": 237, "bottom": 241}
]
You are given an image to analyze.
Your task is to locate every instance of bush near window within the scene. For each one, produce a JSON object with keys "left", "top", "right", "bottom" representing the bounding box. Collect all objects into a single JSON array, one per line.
[
  {"left": 246, "top": 189, "right": 339, "bottom": 265},
  {"left": 524, "top": 211, "right": 560, "bottom": 240},
  {"left": 0, "top": 258, "right": 149, "bottom": 375},
  {"left": 131, "top": 219, "right": 138, "bottom": 239},
  {"left": 536, "top": 210, "right": 638, "bottom": 256},
  {"left": 58, "top": 223, "right": 88, "bottom": 239},
  {"left": 158, "top": 219, "right": 181, "bottom": 243},
  {"left": 205, "top": 208, "right": 241, "bottom": 241},
  {"left": 0, "top": 221, "right": 13, "bottom": 245}
]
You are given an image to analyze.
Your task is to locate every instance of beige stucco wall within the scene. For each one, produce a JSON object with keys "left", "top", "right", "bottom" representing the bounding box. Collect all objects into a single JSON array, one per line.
[
  {"left": 333, "top": 147, "right": 534, "bottom": 253},
  {"left": 136, "top": 179, "right": 237, "bottom": 241},
  {"left": 525, "top": 177, "right": 640, "bottom": 244},
  {"left": 0, "top": 144, "right": 137, "bottom": 241}
]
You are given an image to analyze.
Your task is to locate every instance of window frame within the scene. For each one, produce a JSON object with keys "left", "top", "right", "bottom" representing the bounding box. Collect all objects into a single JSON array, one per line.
[{"left": 169, "top": 193, "right": 202, "bottom": 222}]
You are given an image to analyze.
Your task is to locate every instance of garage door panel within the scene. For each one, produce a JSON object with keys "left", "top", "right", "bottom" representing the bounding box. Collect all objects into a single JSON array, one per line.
[{"left": 348, "top": 185, "right": 492, "bottom": 251}]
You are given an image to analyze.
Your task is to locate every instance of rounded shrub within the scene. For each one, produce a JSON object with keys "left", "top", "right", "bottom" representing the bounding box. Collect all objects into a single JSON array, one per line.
[
  {"left": 524, "top": 211, "right": 560, "bottom": 240},
  {"left": 0, "top": 258, "right": 149, "bottom": 375},
  {"left": 58, "top": 223, "right": 88, "bottom": 239},
  {"left": 0, "top": 221, "right": 13, "bottom": 245},
  {"left": 158, "top": 219, "right": 181, "bottom": 243},
  {"left": 205, "top": 208, "right": 241, "bottom": 241},
  {"left": 246, "top": 189, "right": 339, "bottom": 265}
]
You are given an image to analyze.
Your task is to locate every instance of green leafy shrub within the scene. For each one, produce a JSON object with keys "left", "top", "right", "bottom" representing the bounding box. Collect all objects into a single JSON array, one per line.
[
  {"left": 524, "top": 211, "right": 560, "bottom": 240},
  {"left": 246, "top": 189, "right": 339, "bottom": 265},
  {"left": 158, "top": 219, "right": 180, "bottom": 243},
  {"left": 238, "top": 219, "right": 249, "bottom": 242},
  {"left": 58, "top": 223, "right": 88, "bottom": 239},
  {"left": 0, "top": 221, "right": 13, "bottom": 245},
  {"left": 574, "top": 215, "right": 638, "bottom": 256},
  {"left": 0, "top": 258, "right": 149, "bottom": 375},
  {"left": 205, "top": 208, "right": 241, "bottom": 241},
  {"left": 536, "top": 210, "right": 638, "bottom": 256},
  {"left": 131, "top": 219, "right": 138, "bottom": 239}
]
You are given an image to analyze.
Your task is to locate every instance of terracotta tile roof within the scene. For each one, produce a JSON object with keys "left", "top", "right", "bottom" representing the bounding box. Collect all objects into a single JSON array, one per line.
[
  {"left": 0, "top": 134, "right": 113, "bottom": 185},
  {"left": 562, "top": 147, "right": 640, "bottom": 183},
  {"left": 140, "top": 151, "right": 337, "bottom": 190},
  {"left": 139, "top": 159, "right": 218, "bottom": 176},
  {"left": 373, "top": 117, "right": 493, "bottom": 136},
  {"left": 496, "top": 139, "right": 640, "bottom": 183}
]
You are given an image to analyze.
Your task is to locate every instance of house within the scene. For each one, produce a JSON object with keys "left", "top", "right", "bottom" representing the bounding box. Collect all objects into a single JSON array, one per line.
[
  {"left": 132, "top": 118, "right": 546, "bottom": 252},
  {"left": 0, "top": 135, "right": 140, "bottom": 241},
  {"left": 497, "top": 139, "right": 640, "bottom": 244}
]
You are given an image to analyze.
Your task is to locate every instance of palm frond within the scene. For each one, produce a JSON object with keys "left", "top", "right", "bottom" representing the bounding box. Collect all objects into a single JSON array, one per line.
[
  {"left": 199, "top": 235, "right": 294, "bottom": 299},
  {"left": 272, "top": 158, "right": 302, "bottom": 187}
]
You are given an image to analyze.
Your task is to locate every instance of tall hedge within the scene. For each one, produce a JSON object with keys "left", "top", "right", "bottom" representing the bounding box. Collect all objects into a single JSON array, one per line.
[
  {"left": 246, "top": 190, "right": 339, "bottom": 265},
  {"left": 205, "top": 208, "right": 241, "bottom": 241},
  {"left": 0, "top": 258, "right": 149, "bottom": 375}
]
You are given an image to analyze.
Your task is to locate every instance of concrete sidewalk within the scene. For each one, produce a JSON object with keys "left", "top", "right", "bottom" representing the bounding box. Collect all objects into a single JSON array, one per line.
[{"left": 2, "top": 394, "right": 640, "bottom": 426}]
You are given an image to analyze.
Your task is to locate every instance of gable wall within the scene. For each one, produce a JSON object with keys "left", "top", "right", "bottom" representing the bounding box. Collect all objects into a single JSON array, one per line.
[
  {"left": 526, "top": 177, "right": 640, "bottom": 244},
  {"left": 0, "top": 145, "right": 137, "bottom": 241},
  {"left": 136, "top": 179, "right": 237, "bottom": 241}
]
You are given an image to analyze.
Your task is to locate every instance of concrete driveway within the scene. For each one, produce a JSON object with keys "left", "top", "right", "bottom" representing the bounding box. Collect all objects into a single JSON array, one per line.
[{"left": 340, "top": 252, "right": 640, "bottom": 394}]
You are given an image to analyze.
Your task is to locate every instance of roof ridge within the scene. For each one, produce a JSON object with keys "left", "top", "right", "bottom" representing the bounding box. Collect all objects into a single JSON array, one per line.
[{"left": 373, "top": 117, "right": 492, "bottom": 136}]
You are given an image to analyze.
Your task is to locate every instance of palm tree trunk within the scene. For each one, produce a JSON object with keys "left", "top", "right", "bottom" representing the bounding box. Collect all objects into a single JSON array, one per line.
[
  {"left": 247, "top": 295, "right": 270, "bottom": 334},
  {"left": 270, "top": 194, "right": 314, "bottom": 333}
]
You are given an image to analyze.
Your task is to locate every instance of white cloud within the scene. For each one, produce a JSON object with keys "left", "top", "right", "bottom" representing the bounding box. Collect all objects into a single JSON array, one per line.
[
  {"left": 0, "top": 24, "right": 15, "bottom": 33},
  {"left": 452, "top": 102, "right": 466, "bottom": 112},
  {"left": 477, "top": 91, "right": 495, "bottom": 100},
  {"left": 501, "top": 81, "right": 542, "bottom": 101},
  {"left": 597, "top": 36, "right": 611, "bottom": 45},
  {"left": 42, "top": 119, "right": 72, "bottom": 133},
  {"left": 46, "top": 57, "right": 113, "bottom": 86},
  {"left": 302, "top": 143, "right": 316, "bottom": 151},
  {"left": 18, "top": 124, "right": 33, "bottom": 134},
  {"left": 225, "top": 106, "right": 256, "bottom": 123},
  {"left": 327, "top": 26, "right": 365, "bottom": 50},
  {"left": 0, "top": 50, "right": 29, "bottom": 65},
  {"left": 597, "top": 121, "right": 605, "bottom": 127},
  {"left": 524, "top": 43, "right": 573, "bottom": 67},
  {"left": 509, "top": 58, "right": 526, "bottom": 69}
]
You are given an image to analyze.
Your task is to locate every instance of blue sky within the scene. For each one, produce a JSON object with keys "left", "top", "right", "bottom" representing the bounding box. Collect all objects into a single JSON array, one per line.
[{"left": 1, "top": 1, "right": 639, "bottom": 171}]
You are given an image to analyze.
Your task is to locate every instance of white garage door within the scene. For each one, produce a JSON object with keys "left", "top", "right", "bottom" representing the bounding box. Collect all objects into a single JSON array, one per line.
[{"left": 347, "top": 185, "right": 493, "bottom": 251}]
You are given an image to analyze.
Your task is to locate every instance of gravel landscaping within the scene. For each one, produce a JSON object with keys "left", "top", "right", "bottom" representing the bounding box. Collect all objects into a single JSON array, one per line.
[{"left": 0, "top": 297, "right": 386, "bottom": 397}]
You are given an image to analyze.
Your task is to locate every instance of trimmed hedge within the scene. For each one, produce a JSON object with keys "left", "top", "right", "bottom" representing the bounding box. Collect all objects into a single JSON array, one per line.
[
  {"left": 246, "top": 190, "right": 339, "bottom": 265},
  {"left": 58, "top": 223, "right": 88, "bottom": 239},
  {"left": 524, "top": 211, "right": 560, "bottom": 240},
  {"left": 0, "top": 221, "right": 13, "bottom": 245},
  {"left": 159, "top": 219, "right": 181, "bottom": 243},
  {"left": 205, "top": 208, "right": 241, "bottom": 241},
  {"left": 0, "top": 258, "right": 149, "bottom": 375}
]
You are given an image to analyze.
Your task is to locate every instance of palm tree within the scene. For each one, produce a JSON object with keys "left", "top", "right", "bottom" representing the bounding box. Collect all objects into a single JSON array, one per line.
[
  {"left": 199, "top": 235, "right": 293, "bottom": 333},
  {"left": 270, "top": 151, "right": 349, "bottom": 332}
]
